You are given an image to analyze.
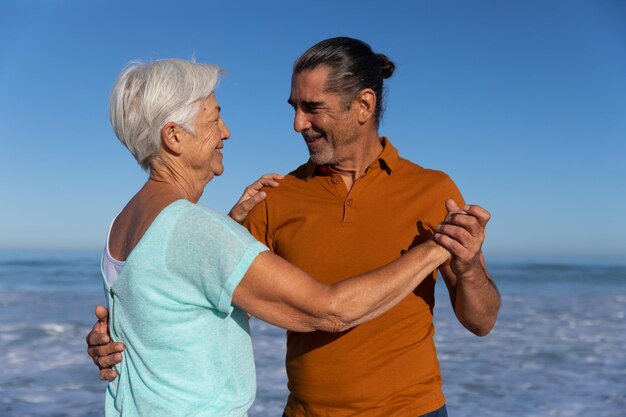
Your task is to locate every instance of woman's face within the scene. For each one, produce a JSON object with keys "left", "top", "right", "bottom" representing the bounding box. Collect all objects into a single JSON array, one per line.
[{"left": 183, "top": 94, "right": 231, "bottom": 181}]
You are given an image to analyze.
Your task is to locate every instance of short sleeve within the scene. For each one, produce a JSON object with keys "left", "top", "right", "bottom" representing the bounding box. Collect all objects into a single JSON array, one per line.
[
  {"left": 166, "top": 205, "right": 268, "bottom": 314},
  {"left": 243, "top": 196, "right": 273, "bottom": 249},
  {"left": 428, "top": 172, "right": 465, "bottom": 227},
  {"left": 444, "top": 174, "right": 465, "bottom": 213},
  {"left": 436, "top": 174, "right": 465, "bottom": 268}
]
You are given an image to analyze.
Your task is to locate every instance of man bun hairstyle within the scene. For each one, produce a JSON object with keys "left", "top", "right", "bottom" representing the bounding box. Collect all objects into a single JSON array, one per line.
[
  {"left": 378, "top": 54, "right": 396, "bottom": 79},
  {"left": 294, "top": 37, "right": 395, "bottom": 126}
]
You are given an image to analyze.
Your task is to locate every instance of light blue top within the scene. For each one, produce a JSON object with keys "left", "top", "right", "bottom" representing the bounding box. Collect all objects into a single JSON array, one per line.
[{"left": 101, "top": 200, "right": 268, "bottom": 417}]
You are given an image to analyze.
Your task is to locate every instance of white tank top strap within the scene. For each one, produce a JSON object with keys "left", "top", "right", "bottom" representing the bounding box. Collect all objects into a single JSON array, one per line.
[{"left": 102, "top": 217, "right": 125, "bottom": 287}]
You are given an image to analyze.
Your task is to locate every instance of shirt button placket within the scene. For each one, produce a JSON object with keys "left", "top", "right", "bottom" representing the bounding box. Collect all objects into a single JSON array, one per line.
[{"left": 343, "top": 197, "right": 354, "bottom": 225}]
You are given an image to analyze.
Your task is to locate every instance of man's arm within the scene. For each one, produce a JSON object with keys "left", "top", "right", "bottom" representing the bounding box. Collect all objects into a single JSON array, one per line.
[{"left": 434, "top": 199, "right": 500, "bottom": 336}]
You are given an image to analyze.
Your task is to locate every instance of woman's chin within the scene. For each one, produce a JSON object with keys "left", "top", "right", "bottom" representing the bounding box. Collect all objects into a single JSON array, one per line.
[{"left": 212, "top": 167, "right": 225, "bottom": 178}]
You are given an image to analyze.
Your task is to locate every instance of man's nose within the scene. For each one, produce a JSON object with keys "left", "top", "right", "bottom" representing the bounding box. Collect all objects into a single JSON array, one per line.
[{"left": 293, "top": 108, "right": 311, "bottom": 132}]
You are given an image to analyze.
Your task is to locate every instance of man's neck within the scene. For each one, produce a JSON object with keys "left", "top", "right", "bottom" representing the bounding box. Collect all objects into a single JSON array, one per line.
[{"left": 327, "top": 132, "right": 383, "bottom": 191}]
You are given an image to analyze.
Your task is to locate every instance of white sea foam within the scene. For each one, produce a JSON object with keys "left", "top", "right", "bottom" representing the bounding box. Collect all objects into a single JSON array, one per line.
[
  {"left": 18, "top": 395, "right": 50, "bottom": 404},
  {"left": 41, "top": 323, "right": 67, "bottom": 334}
]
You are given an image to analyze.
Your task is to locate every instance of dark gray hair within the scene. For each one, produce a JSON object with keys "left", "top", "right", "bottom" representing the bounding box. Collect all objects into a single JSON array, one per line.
[
  {"left": 109, "top": 59, "right": 221, "bottom": 170},
  {"left": 293, "top": 37, "right": 395, "bottom": 126}
]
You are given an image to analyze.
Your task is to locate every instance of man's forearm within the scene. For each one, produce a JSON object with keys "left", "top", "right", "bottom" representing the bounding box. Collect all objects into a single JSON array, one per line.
[{"left": 441, "top": 254, "right": 500, "bottom": 336}]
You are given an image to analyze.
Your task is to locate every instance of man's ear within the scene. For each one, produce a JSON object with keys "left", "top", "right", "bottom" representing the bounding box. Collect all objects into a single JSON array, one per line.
[
  {"left": 161, "top": 122, "right": 183, "bottom": 155},
  {"left": 354, "top": 88, "right": 376, "bottom": 124}
]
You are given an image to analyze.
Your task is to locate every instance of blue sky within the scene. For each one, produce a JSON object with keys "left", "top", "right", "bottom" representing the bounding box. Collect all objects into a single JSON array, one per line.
[{"left": 1, "top": 0, "right": 624, "bottom": 260}]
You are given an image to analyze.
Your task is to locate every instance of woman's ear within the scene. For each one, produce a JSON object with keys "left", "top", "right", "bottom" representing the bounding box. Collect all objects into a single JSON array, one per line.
[
  {"left": 354, "top": 88, "right": 376, "bottom": 124},
  {"left": 161, "top": 122, "right": 183, "bottom": 155}
]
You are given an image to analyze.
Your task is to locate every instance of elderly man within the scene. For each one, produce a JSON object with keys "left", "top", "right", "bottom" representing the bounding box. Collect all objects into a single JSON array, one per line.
[{"left": 89, "top": 37, "right": 500, "bottom": 417}]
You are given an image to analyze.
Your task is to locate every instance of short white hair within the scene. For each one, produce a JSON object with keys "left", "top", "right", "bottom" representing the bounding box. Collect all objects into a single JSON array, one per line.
[{"left": 109, "top": 58, "right": 221, "bottom": 170}]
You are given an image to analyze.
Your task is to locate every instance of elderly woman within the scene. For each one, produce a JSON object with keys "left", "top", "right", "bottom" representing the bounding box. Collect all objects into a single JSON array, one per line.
[{"left": 98, "top": 58, "right": 450, "bottom": 416}]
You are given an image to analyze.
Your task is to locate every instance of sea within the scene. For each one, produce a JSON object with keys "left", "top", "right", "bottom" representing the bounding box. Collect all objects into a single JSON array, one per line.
[{"left": 1, "top": 250, "right": 625, "bottom": 417}]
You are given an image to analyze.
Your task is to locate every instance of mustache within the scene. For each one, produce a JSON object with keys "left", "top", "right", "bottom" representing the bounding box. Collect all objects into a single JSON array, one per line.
[{"left": 302, "top": 130, "right": 323, "bottom": 141}]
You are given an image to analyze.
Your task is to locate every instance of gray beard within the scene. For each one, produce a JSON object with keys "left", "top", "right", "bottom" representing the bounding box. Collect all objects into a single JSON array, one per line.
[{"left": 309, "top": 149, "right": 339, "bottom": 166}]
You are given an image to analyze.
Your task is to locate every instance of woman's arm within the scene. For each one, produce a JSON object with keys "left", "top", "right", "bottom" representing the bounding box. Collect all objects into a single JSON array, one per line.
[{"left": 233, "top": 240, "right": 449, "bottom": 332}]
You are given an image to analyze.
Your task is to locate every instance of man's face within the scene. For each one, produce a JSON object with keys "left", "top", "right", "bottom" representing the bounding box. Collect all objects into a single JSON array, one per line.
[{"left": 288, "top": 66, "right": 360, "bottom": 166}]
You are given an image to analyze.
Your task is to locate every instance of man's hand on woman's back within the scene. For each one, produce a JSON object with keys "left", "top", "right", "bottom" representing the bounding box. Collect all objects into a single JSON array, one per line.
[{"left": 86, "top": 305, "right": 125, "bottom": 381}]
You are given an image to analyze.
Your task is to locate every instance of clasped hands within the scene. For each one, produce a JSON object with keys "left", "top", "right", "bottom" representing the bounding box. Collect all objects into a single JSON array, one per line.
[{"left": 434, "top": 199, "right": 491, "bottom": 279}]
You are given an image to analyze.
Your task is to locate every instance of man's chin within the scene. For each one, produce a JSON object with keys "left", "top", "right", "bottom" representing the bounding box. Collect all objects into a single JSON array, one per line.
[{"left": 309, "top": 152, "right": 334, "bottom": 166}]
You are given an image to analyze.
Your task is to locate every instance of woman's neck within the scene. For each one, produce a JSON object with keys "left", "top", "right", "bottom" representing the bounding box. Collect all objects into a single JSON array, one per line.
[{"left": 148, "top": 158, "right": 206, "bottom": 203}]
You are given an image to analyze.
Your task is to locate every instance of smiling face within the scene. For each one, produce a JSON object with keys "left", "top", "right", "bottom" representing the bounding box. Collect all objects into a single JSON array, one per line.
[
  {"left": 289, "top": 66, "right": 360, "bottom": 166},
  {"left": 182, "top": 94, "right": 230, "bottom": 181}
]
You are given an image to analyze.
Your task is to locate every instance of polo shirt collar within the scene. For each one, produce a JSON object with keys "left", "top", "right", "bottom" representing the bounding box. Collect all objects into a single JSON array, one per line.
[{"left": 303, "top": 137, "right": 399, "bottom": 180}]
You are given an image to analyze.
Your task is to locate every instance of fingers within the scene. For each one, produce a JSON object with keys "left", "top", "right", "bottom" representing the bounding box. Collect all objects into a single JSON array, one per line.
[
  {"left": 435, "top": 223, "right": 472, "bottom": 249},
  {"left": 445, "top": 199, "right": 491, "bottom": 228},
  {"left": 86, "top": 325, "right": 110, "bottom": 346},
  {"left": 257, "top": 178, "right": 280, "bottom": 189},
  {"left": 88, "top": 342, "right": 125, "bottom": 367},
  {"left": 443, "top": 210, "right": 466, "bottom": 225},
  {"left": 86, "top": 308, "right": 110, "bottom": 347},
  {"left": 440, "top": 200, "right": 490, "bottom": 275},
  {"left": 87, "top": 338, "right": 125, "bottom": 359},
  {"left": 237, "top": 191, "right": 267, "bottom": 213},
  {"left": 443, "top": 200, "right": 470, "bottom": 226},
  {"left": 445, "top": 199, "right": 461, "bottom": 213},
  {"left": 86, "top": 306, "right": 112, "bottom": 346},
  {"left": 258, "top": 173, "right": 284, "bottom": 188},
  {"left": 95, "top": 349, "right": 125, "bottom": 369},
  {"left": 262, "top": 173, "right": 285, "bottom": 180},
  {"left": 444, "top": 200, "right": 490, "bottom": 232},
  {"left": 434, "top": 225, "right": 480, "bottom": 267},
  {"left": 88, "top": 305, "right": 122, "bottom": 381},
  {"left": 229, "top": 190, "right": 268, "bottom": 223},
  {"left": 95, "top": 305, "right": 109, "bottom": 322},
  {"left": 245, "top": 173, "right": 284, "bottom": 194},
  {"left": 433, "top": 230, "right": 468, "bottom": 257},
  {"left": 100, "top": 368, "right": 119, "bottom": 381},
  {"left": 234, "top": 173, "right": 284, "bottom": 204},
  {"left": 443, "top": 213, "right": 481, "bottom": 237},
  {"left": 435, "top": 211, "right": 487, "bottom": 270},
  {"left": 229, "top": 173, "right": 283, "bottom": 223},
  {"left": 436, "top": 209, "right": 485, "bottom": 257},
  {"left": 463, "top": 204, "right": 491, "bottom": 227}
]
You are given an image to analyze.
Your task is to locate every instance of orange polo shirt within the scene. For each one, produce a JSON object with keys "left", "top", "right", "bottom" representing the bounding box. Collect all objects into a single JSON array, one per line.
[{"left": 244, "top": 138, "right": 464, "bottom": 417}]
